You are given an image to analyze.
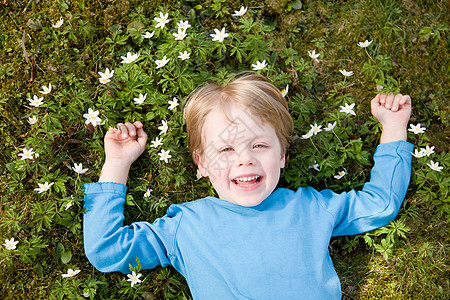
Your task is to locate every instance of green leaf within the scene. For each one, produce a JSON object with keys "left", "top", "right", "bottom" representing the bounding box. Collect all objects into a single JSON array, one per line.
[
  {"left": 109, "top": 24, "right": 122, "bottom": 34},
  {"left": 35, "top": 262, "right": 44, "bottom": 277},
  {"left": 27, "top": 19, "right": 42, "bottom": 30},
  {"left": 61, "top": 250, "right": 72, "bottom": 264},
  {"left": 55, "top": 242, "right": 64, "bottom": 262},
  {"left": 125, "top": 194, "right": 135, "bottom": 206},
  {"left": 290, "top": 0, "right": 303, "bottom": 10},
  {"left": 127, "top": 20, "right": 145, "bottom": 34}
]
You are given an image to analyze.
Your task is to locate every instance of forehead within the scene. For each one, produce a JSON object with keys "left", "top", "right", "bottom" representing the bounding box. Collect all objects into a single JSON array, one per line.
[{"left": 202, "top": 102, "right": 275, "bottom": 144}]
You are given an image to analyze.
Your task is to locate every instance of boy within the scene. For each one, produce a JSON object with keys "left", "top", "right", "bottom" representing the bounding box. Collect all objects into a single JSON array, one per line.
[{"left": 84, "top": 73, "right": 413, "bottom": 299}]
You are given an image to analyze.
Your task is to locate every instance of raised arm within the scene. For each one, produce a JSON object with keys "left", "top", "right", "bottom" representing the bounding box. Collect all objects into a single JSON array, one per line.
[
  {"left": 99, "top": 121, "right": 148, "bottom": 184},
  {"left": 316, "top": 93, "right": 413, "bottom": 236},
  {"left": 371, "top": 93, "right": 412, "bottom": 143},
  {"left": 83, "top": 121, "right": 180, "bottom": 274}
]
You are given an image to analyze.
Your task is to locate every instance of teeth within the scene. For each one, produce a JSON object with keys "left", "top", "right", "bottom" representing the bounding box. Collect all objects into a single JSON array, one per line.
[
  {"left": 233, "top": 176, "right": 260, "bottom": 187},
  {"left": 238, "top": 182, "right": 257, "bottom": 187},
  {"left": 235, "top": 176, "right": 258, "bottom": 182}
]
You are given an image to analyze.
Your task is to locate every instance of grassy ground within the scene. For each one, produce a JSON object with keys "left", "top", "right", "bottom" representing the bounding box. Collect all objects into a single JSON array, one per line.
[{"left": 1, "top": 0, "right": 449, "bottom": 299}]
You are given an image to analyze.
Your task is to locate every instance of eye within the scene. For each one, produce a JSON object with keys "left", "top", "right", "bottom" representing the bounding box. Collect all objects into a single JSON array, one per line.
[
  {"left": 219, "top": 146, "right": 234, "bottom": 153},
  {"left": 253, "top": 143, "right": 267, "bottom": 149}
]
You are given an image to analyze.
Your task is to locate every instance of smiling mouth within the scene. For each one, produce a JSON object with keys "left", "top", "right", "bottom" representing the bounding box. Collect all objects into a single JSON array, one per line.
[{"left": 232, "top": 176, "right": 262, "bottom": 187}]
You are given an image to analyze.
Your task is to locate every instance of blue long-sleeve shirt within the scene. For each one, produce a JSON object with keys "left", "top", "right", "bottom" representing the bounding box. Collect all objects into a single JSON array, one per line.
[{"left": 83, "top": 140, "right": 414, "bottom": 299}]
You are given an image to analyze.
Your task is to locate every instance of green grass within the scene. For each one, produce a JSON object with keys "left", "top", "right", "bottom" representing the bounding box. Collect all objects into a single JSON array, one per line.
[
  {"left": 334, "top": 195, "right": 449, "bottom": 299},
  {"left": 0, "top": 0, "right": 449, "bottom": 299}
]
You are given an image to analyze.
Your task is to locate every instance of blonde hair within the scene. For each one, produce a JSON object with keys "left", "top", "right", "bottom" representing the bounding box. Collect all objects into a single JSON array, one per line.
[{"left": 184, "top": 73, "right": 293, "bottom": 164}]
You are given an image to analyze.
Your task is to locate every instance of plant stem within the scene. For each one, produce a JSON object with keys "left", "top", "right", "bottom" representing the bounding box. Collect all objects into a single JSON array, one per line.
[
  {"left": 309, "top": 138, "right": 320, "bottom": 153},
  {"left": 332, "top": 130, "right": 344, "bottom": 146}
]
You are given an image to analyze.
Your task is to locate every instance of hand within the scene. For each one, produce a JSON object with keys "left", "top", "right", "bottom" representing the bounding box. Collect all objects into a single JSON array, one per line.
[
  {"left": 104, "top": 121, "right": 148, "bottom": 167},
  {"left": 371, "top": 93, "right": 412, "bottom": 127},
  {"left": 371, "top": 93, "right": 412, "bottom": 143}
]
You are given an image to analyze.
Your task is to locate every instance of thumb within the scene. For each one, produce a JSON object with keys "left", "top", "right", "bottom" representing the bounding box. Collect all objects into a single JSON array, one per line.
[
  {"left": 136, "top": 126, "right": 148, "bottom": 150},
  {"left": 370, "top": 94, "right": 381, "bottom": 116}
]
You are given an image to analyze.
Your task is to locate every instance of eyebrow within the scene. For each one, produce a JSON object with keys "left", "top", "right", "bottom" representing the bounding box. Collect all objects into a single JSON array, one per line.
[{"left": 214, "top": 134, "right": 272, "bottom": 143}]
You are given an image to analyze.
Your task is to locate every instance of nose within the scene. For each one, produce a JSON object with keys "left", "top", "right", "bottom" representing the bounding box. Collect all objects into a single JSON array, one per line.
[{"left": 236, "top": 148, "right": 255, "bottom": 167}]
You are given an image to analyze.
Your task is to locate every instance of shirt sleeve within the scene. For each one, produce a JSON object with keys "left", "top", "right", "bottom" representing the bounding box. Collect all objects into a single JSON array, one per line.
[
  {"left": 83, "top": 182, "right": 182, "bottom": 274},
  {"left": 314, "top": 140, "right": 414, "bottom": 236}
]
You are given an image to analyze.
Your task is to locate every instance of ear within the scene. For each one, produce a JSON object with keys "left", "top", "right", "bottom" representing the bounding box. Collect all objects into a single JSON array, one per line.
[
  {"left": 280, "top": 153, "right": 286, "bottom": 169},
  {"left": 195, "top": 151, "right": 208, "bottom": 177}
]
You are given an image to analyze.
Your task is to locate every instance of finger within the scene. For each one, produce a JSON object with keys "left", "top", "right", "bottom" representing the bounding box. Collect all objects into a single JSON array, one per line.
[
  {"left": 124, "top": 122, "right": 137, "bottom": 137},
  {"left": 399, "top": 94, "right": 411, "bottom": 106},
  {"left": 116, "top": 123, "right": 128, "bottom": 138},
  {"left": 370, "top": 94, "right": 382, "bottom": 116},
  {"left": 136, "top": 126, "right": 148, "bottom": 149},
  {"left": 133, "top": 121, "right": 143, "bottom": 129},
  {"left": 384, "top": 93, "right": 395, "bottom": 109},
  {"left": 379, "top": 93, "right": 386, "bottom": 105},
  {"left": 371, "top": 94, "right": 381, "bottom": 107},
  {"left": 391, "top": 93, "right": 403, "bottom": 112}
]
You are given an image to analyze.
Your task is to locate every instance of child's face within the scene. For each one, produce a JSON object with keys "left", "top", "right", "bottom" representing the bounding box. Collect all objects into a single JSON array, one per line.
[{"left": 197, "top": 102, "right": 285, "bottom": 207}]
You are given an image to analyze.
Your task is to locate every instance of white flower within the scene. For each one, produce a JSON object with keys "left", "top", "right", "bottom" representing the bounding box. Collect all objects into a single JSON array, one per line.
[
  {"left": 150, "top": 137, "right": 163, "bottom": 148},
  {"left": 308, "top": 161, "right": 320, "bottom": 172},
  {"left": 421, "top": 145, "right": 435, "bottom": 156},
  {"left": 158, "top": 120, "right": 168, "bottom": 135},
  {"left": 144, "top": 188, "right": 153, "bottom": 198},
  {"left": 427, "top": 160, "right": 443, "bottom": 172},
  {"left": 39, "top": 83, "right": 52, "bottom": 94},
  {"left": 120, "top": 52, "right": 139, "bottom": 64},
  {"left": 177, "top": 20, "right": 191, "bottom": 31},
  {"left": 334, "top": 170, "right": 346, "bottom": 179},
  {"left": 133, "top": 93, "right": 147, "bottom": 105},
  {"left": 178, "top": 51, "right": 191, "bottom": 60},
  {"left": 376, "top": 85, "right": 384, "bottom": 91},
  {"left": 411, "top": 148, "right": 426, "bottom": 158},
  {"left": 281, "top": 84, "right": 289, "bottom": 97},
  {"left": 28, "top": 116, "right": 38, "bottom": 125},
  {"left": 324, "top": 121, "right": 337, "bottom": 131},
  {"left": 196, "top": 169, "right": 203, "bottom": 180},
  {"left": 3, "top": 238, "right": 19, "bottom": 250},
  {"left": 29, "top": 95, "right": 44, "bottom": 107},
  {"left": 155, "top": 12, "right": 170, "bottom": 29},
  {"left": 155, "top": 56, "right": 170, "bottom": 69},
  {"left": 308, "top": 50, "right": 320, "bottom": 63},
  {"left": 18, "top": 147, "right": 35, "bottom": 160},
  {"left": 210, "top": 27, "right": 229, "bottom": 42},
  {"left": 408, "top": 123, "right": 426, "bottom": 134},
  {"left": 127, "top": 271, "right": 142, "bottom": 287},
  {"left": 168, "top": 97, "right": 179, "bottom": 110},
  {"left": 339, "top": 103, "right": 356, "bottom": 116},
  {"left": 82, "top": 292, "right": 90, "bottom": 298},
  {"left": 65, "top": 201, "right": 73, "bottom": 211},
  {"left": 357, "top": 40, "right": 373, "bottom": 48},
  {"left": 98, "top": 68, "right": 114, "bottom": 80},
  {"left": 62, "top": 269, "right": 81, "bottom": 278},
  {"left": 252, "top": 60, "right": 268, "bottom": 71},
  {"left": 173, "top": 28, "right": 187, "bottom": 40},
  {"left": 310, "top": 123, "right": 322, "bottom": 135},
  {"left": 301, "top": 129, "right": 314, "bottom": 139},
  {"left": 52, "top": 18, "right": 64, "bottom": 28},
  {"left": 232, "top": 6, "right": 248, "bottom": 17},
  {"left": 98, "top": 77, "right": 110, "bottom": 84},
  {"left": 83, "top": 108, "right": 102, "bottom": 127},
  {"left": 34, "top": 181, "right": 54, "bottom": 193},
  {"left": 72, "top": 163, "right": 88, "bottom": 174},
  {"left": 158, "top": 149, "right": 172, "bottom": 163},
  {"left": 142, "top": 31, "right": 155, "bottom": 39},
  {"left": 339, "top": 69, "right": 354, "bottom": 77}
]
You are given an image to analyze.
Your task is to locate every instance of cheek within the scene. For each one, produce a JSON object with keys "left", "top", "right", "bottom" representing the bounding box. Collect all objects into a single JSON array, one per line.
[{"left": 204, "top": 158, "right": 233, "bottom": 180}]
